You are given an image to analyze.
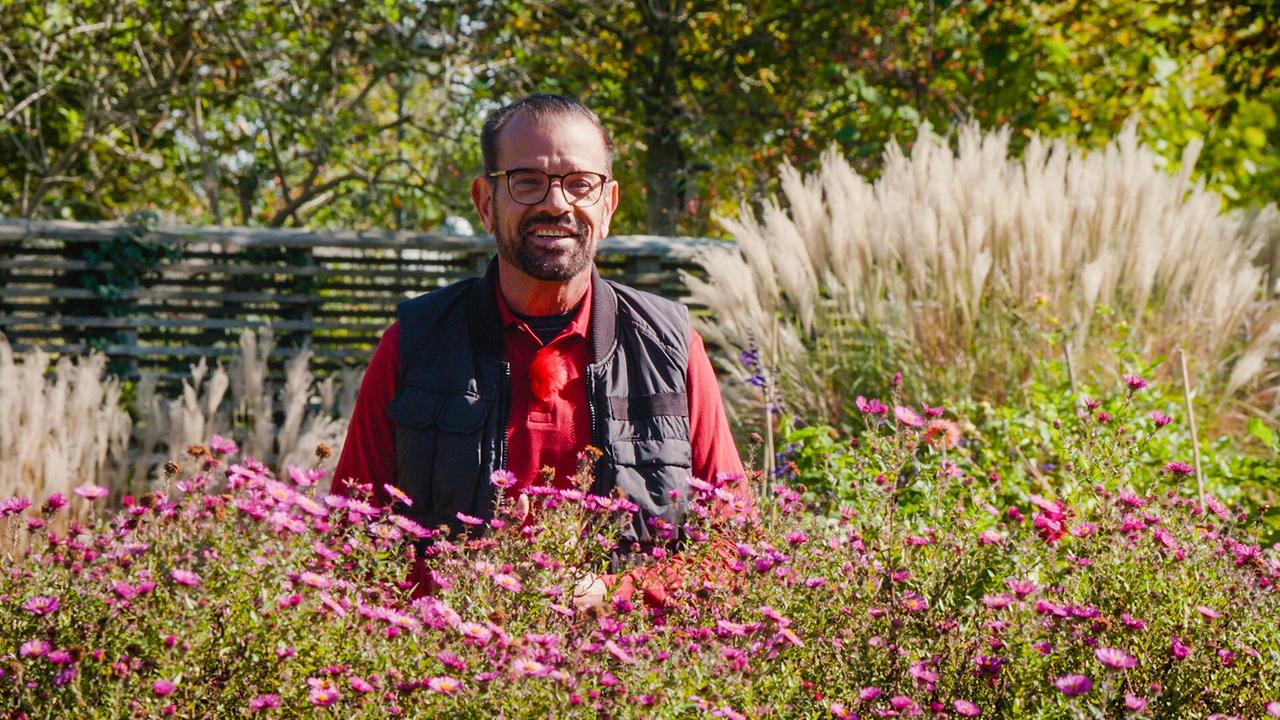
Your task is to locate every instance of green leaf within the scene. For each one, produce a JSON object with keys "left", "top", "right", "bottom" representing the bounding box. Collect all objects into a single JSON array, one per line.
[
  {"left": 1247, "top": 417, "right": 1274, "bottom": 449},
  {"left": 1242, "top": 126, "right": 1267, "bottom": 149}
]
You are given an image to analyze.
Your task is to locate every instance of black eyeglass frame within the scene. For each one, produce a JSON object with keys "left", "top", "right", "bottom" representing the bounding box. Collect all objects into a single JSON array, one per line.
[{"left": 487, "top": 168, "right": 612, "bottom": 207}]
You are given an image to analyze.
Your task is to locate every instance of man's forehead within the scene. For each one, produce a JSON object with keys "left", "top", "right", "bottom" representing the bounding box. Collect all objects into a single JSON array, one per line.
[{"left": 496, "top": 111, "right": 609, "bottom": 169}]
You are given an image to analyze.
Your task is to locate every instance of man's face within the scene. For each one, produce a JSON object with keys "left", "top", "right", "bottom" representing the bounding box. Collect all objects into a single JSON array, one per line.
[{"left": 471, "top": 112, "right": 618, "bottom": 282}]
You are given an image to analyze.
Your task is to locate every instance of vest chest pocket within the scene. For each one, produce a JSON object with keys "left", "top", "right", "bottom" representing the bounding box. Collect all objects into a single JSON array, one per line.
[{"left": 390, "top": 385, "right": 492, "bottom": 522}]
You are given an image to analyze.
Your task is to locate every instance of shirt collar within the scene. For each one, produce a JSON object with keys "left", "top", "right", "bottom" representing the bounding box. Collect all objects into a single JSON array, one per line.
[{"left": 494, "top": 270, "right": 593, "bottom": 341}]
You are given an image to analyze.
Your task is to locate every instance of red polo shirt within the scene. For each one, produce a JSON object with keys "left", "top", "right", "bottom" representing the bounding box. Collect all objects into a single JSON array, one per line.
[{"left": 332, "top": 277, "right": 749, "bottom": 605}]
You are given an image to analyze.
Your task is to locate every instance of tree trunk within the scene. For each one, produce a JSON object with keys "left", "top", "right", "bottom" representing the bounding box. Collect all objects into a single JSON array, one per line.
[
  {"left": 644, "top": 119, "right": 684, "bottom": 235},
  {"left": 639, "top": 0, "right": 684, "bottom": 236}
]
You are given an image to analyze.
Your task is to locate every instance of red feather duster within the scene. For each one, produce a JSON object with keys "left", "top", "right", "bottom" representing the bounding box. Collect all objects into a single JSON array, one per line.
[{"left": 529, "top": 345, "right": 569, "bottom": 402}]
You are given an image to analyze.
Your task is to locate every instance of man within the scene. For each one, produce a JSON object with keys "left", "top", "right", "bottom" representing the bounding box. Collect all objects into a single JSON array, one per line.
[{"left": 333, "top": 94, "right": 749, "bottom": 609}]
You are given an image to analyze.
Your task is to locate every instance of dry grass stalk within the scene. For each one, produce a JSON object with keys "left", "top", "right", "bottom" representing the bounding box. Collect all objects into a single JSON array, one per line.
[
  {"left": 0, "top": 335, "right": 132, "bottom": 520},
  {"left": 687, "top": 122, "right": 1280, "bottom": 425},
  {"left": 2, "top": 328, "right": 359, "bottom": 503}
]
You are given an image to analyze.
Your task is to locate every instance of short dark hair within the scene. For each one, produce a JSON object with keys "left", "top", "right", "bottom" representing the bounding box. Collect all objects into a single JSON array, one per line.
[{"left": 480, "top": 94, "right": 614, "bottom": 176}]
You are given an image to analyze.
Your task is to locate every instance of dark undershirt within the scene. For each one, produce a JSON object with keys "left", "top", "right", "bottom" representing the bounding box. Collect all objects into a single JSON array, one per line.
[{"left": 511, "top": 301, "right": 582, "bottom": 345}]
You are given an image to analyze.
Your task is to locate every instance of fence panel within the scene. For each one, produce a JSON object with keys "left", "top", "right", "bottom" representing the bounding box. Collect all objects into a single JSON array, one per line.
[{"left": 0, "top": 219, "right": 721, "bottom": 382}]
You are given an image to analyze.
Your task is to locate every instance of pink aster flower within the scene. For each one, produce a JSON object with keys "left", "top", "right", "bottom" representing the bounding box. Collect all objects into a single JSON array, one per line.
[
  {"left": 512, "top": 657, "right": 550, "bottom": 677},
  {"left": 858, "top": 687, "right": 882, "bottom": 702},
  {"left": 349, "top": 676, "right": 374, "bottom": 693},
  {"left": 456, "top": 512, "right": 484, "bottom": 526},
  {"left": 1171, "top": 635, "right": 1190, "bottom": 660},
  {"left": 1123, "top": 374, "right": 1148, "bottom": 390},
  {"left": 298, "top": 571, "right": 331, "bottom": 589},
  {"left": 489, "top": 469, "right": 518, "bottom": 489},
  {"left": 1195, "top": 605, "right": 1221, "bottom": 621},
  {"left": 42, "top": 493, "right": 68, "bottom": 512},
  {"left": 1005, "top": 578, "right": 1037, "bottom": 598},
  {"left": 0, "top": 496, "right": 31, "bottom": 517},
  {"left": 170, "top": 569, "right": 201, "bottom": 587},
  {"left": 982, "top": 593, "right": 1015, "bottom": 610},
  {"left": 492, "top": 574, "right": 522, "bottom": 593},
  {"left": 901, "top": 593, "right": 929, "bottom": 613},
  {"left": 977, "top": 530, "right": 1005, "bottom": 545},
  {"left": 953, "top": 699, "right": 981, "bottom": 717},
  {"left": 889, "top": 696, "right": 916, "bottom": 712},
  {"left": 47, "top": 649, "right": 74, "bottom": 664},
  {"left": 22, "top": 595, "right": 61, "bottom": 616},
  {"left": 855, "top": 396, "right": 887, "bottom": 415},
  {"left": 1265, "top": 701, "right": 1280, "bottom": 718},
  {"left": 307, "top": 677, "right": 340, "bottom": 707},
  {"left": 73, "top": 483, "right": 109, "bottom": 500},
  {"left": 208, "top": 434, "right": 239, "bottom": 456},
  {"left": 1150, "top": 411, "right": 1173, "bottom": 427},
  {"left": 427, "top": 676, "right": 462, "bottom": 695},
  {"left": 1120, "top": 613, "right": 1147, "bottom": 631},
  {"left": 1095, "top": 647, "right": 1137, "bottom": 670},
  {"left": 829, "top": 701, "right": 855, "bottom": 720},
  {"left": 1164, "top": 462, "right": 1194, "bottom": 476},
  {"left": 1053, "top": 674, "right": 1093, "bottom": 696},
  {"left": 19, "top": 639, "right": 51, "bottom": 658},
  {"left": 1125, "top": 693, "right": 1148, "bottom": 711},
  {"left": 153, "top": 679, "right": 176, "bottom": 696},
  {"left": 894, "top": 405, "right": 925, "bottom": 428},
  {"left": 288, "top": 465, "right": 326, "bottom": 488},
  {"left": 248, "top": 694, "right": 280, "bottom": 712},
  {"left": 379, "top": 483, "right": 411, "bottom": 507},
  {"left": 457, "top": 622, "right": 492, "bottom": 643}
]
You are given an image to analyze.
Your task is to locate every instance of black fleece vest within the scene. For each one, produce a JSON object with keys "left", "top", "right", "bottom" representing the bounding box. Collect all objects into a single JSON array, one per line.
[{"left": 389, "top": 259, "right": 692, "bottom": 545}]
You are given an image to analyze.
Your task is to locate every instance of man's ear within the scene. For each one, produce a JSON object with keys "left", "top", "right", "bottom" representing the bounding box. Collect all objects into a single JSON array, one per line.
[
  {"left": 600, "top": 179, "right": 620, "bottom": 237},
  {"left": 471, "top": 176, "right": 495, "bottom": 233}
]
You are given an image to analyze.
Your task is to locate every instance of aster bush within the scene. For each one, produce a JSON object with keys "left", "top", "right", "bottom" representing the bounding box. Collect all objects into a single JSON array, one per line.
[{"left": 2, "top": 384, "right": 1279, "bottom": 718}]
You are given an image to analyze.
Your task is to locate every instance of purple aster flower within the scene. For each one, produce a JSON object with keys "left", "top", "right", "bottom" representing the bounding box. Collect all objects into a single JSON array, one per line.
[
  {"left": 248, "top": 694, "right": 281, "bottom": 712},
  {"left": 153, "top": 679, "right": 176, "bottom": 696},
  {"left": 1150, "top": 411, "right": 1173, "bottom": 427},
  {"left": 1053, "top": 674, "right": 1093, "bottom": 696},
  {"left": 1123, "top": 373, "right": 1148, "bottom": 390},
  {"left": 953, "top": 699, "right": 981, "bottom": 717},
  {"left": 1164, "top": 462, "right": 1194, "bottom": 476}
]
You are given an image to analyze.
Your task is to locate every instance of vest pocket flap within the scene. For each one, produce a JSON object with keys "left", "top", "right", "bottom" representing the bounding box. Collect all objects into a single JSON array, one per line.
[
  {"left": 612, "top": 438, "right": 693, "bottom": 467},
  {"left": 608, "top": 392, "right": 689, "bottom": 420},
  {"left": 437, "top": 393, "right": 491, "bottom": 433},
  {"left": 390, "top": 387, "right": 446, "bottom": 428}
]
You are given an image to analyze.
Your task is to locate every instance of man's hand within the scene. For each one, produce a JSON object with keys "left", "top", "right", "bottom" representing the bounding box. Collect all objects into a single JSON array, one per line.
[{"left": 571, "top": 573, "right": 607, "bottom": 612}]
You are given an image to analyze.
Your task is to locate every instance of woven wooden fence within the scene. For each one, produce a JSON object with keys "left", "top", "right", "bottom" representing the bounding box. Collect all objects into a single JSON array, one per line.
[{"left": 0, "top": 218, "right": 722, "bottom": 381}]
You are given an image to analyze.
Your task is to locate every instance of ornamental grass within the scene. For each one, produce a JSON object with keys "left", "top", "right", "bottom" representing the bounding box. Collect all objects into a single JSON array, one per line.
[
  {"left": 2, "top": 379, "right": 1277, "bottom": 718},
  {"left": 687, "top": 122, "right": 1280, "bottom": 427}
]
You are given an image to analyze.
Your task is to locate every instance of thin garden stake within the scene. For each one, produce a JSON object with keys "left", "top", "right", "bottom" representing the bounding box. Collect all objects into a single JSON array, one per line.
[
  {"left": 1178, "top": 347, "right": 1205, "bottom": 512},
  {"left": 1064, "top": 338, "right": 1078, "bottom": 398}
]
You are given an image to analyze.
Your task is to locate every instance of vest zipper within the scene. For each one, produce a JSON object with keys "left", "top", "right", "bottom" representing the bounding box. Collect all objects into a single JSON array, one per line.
[
  {"left": 500, "top": 361, "right": 511, "bottom": 469},
  {"left": 586, "top": 365, "right": 598, "bottom": 448}
]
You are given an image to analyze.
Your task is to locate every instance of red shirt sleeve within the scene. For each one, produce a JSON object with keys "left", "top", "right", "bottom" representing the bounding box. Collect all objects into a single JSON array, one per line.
[{"left": 332, "top": 322, "right": 401, "bottom": 505}]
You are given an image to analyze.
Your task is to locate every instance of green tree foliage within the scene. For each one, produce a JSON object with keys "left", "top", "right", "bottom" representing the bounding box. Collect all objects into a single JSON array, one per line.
[
  {"left": 2, "top": 0, "right": 1276, "bottom": 232},
  {"left": 0, "top": 0, "right": 498, "bottom": 229}
]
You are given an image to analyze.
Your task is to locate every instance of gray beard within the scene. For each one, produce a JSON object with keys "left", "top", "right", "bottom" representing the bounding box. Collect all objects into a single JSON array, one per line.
[{"left": 495, "top": 220, "right": 594, "bottom": 281}]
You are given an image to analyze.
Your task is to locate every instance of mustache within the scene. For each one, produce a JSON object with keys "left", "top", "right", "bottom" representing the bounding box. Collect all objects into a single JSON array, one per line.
[{"left": 520, "top": 214, "right": 582, "bottom": 237}]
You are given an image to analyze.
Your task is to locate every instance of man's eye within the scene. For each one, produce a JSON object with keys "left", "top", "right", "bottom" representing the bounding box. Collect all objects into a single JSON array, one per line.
[
  {"left": 566, "top": 177, "right": 597, "bottom": 194},
  {"left": 512, "top": 176, "right": 544, "bottom": 191}
]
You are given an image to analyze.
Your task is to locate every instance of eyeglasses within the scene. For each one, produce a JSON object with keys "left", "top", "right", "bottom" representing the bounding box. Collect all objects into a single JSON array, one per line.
[{"left": 488, "top": 168, "right": 610, "bottom": 207}]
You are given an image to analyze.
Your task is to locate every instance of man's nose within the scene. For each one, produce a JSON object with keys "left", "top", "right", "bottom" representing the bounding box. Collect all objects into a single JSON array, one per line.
[{"left": 538, "top": 177, "right": 575, "bottom": 212}]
